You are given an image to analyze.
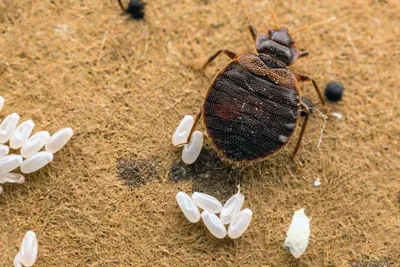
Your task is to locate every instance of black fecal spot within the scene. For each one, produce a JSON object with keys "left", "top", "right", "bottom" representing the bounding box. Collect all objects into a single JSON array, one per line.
[
  {"left": 126, "top": 0, "right": 146, "bottom": 19},
  {"left": 117, "top": 156, "right": 157, "bottom": 187},
  {"left": 169, "top": 148, "right": 242, "bottom": 198},
  {"left": 325, "top": 81, "right": 344, "bottom": 102}
]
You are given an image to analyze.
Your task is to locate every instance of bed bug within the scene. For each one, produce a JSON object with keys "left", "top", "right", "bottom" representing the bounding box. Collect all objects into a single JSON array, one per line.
[{"left": 175, "top": 11, "right": 331, "bottom": 164}]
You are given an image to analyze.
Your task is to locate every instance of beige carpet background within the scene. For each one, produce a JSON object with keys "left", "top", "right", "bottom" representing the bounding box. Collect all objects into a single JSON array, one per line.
[{"left": 0, "top": 0, "right": 399, "bottom": 266}]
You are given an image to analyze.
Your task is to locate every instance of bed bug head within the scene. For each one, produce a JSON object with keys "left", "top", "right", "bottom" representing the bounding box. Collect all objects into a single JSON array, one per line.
[
  {"left": 255, "top": 4, "right": 335, "bottom": 66},
  {"left": 255, "top": 27, "right": 299, "bottom": 67}
]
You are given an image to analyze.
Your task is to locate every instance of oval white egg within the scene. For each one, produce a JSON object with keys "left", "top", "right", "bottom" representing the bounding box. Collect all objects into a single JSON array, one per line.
[
  {"left": 192, "top": 192, "right": 222, "bottom": 213},
  {"left": 45, "top": 127, "right": 73, "bottom": 153},
  {"left": 176, "top": 192, "right": 201, "bottom": 223},
  {"left": 20, "top": 152, "right": 53, "bottom": 174},
  {"left": 201, "top": 210, "right": 226, "bottom": 239}
]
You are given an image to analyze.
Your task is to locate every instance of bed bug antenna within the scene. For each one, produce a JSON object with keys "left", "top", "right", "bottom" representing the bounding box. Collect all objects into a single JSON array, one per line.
[
  {"left": 117, "top": 0, "right": 125, "bottom": 11},
  {"left": 267, "top": 1, "right": 279, "bottom": 28},
  {"left": 291, "top": 16, "right": 336, "bottom": 35}
]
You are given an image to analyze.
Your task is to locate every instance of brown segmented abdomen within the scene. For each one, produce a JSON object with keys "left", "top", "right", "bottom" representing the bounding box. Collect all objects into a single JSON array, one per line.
[{"left": 203, "top": 55, "right": 299, "bottom": 162}]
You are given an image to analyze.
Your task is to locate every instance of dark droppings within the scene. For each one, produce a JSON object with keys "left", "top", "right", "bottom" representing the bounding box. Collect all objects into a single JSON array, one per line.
[
  {"left": 325, "top": 81, "right": 344, "bottom": 102},
  {"left": 170, "top": 148, "right": 242, "bottom": 198},
  {"left": 117, "top": 156, "right": 157, "bottom": 187},
  {"left": 126, "top": 0, "right": 146, "bottom": 19}
]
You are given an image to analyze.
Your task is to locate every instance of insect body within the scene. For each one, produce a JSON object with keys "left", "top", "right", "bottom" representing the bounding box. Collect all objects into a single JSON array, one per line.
[
  {"left": 203, "top": 52, "right": 299, "bottom": 162},
  {"left": 177, "top": 22, "right": 325, "bottom": 164}
]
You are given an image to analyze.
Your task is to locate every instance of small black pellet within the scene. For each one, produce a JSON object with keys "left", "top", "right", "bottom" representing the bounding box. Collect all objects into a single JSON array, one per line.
[
  {"left": 301, "top": 98, "right": 313, "bottom": 116},
  {"left": 325, "top": 81, "right": 344, "bottom": 102},
  {"left": 126, "top": 0, "right": 146, "bottom": 19}
]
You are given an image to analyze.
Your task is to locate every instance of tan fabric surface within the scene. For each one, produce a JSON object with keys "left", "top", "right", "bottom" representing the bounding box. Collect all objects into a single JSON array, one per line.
[{"left": 0, "top": 0, "right": 399, "bottom": 266}]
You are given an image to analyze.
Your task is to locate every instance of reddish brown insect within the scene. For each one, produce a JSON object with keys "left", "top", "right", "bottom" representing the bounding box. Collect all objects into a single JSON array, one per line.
[{"left": 179, "top": 13, "right": 330, "bottom": 164}]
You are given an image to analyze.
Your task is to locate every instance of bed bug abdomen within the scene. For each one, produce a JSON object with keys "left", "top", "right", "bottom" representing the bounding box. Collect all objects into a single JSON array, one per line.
[{"left": 203, "top": 54, "right": 299, "bottom": 162}]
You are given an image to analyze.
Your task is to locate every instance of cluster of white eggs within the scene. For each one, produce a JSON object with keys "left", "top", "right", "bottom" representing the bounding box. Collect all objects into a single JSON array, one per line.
[
  {"left": 176, "top": 189, "right": 310, "bottom": 257},
  {"left": 14, "top": 230, "right": 38, "bottom": 267},
  {"left": 0, "top": 97, "right": 73, "bottom": 194},
  {"left": 172, "top": 115, "right": 203, "bottom": 164},
  {"left": 176, "top": 190, "right": 253, "bottom": 239},
  {"left": 172, "top": 115, "right": 311, "bottom": 257}
]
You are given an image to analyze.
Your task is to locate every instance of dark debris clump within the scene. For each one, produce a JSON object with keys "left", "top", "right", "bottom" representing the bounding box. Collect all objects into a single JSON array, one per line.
[
  {"left": 117, "top": 156, "right": 157, "bottom": 187},
  {"left": 170, "top": 148, "right": 242, "bottom": 198}
]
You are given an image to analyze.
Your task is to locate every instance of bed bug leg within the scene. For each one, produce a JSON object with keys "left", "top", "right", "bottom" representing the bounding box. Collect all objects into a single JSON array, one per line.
[
  {"left": 185, "top": 110, "right": 203, "bottom": 143},
  {"left": 298, "top": 51, "right": 310, "bottom": 58},
  {"left": 202, "top": 50, "right": 237, "bottom": 69},
  {"left": 173, "top": 110, "right": 203, "bottom": 147},
  {"left": 296, "top": 73, "right": 325, "bottom": 105},
  {"left": 117, "top": 0, "right": 125, "bottom": 11},
  {"left": 248, "top": 22, "right": 258, "bottom": 41},
  {"left": 292, "top": 101, "right": 310, "bottom": 158}
]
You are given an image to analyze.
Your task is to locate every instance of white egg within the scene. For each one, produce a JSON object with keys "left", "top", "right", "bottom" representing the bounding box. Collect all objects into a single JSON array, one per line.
[
  {"left": 220, "top": 193, "right": 244, "bottom": 224},
  {"left": 10, "top": 120, "right": 35, "bottom": 149},
  {"left": 45, "top": 127, "right": 73, "bottom": 153},
  {"left": 3, "top": 173, "right": 25, "bottom": 184},
  {"left": 182, "top": 130, "right": 203, "bottom": 164},
  {"left": 0, "top": 113, "right": 20, "bottom": 143},
  {"left": 19, "top": 230, "right": 38, "bottom": 267},
  {"left": 13, "top": 251, "right": 22, "bottom": 267},
  {"left": 0, "top": 144, "right": 10, "bottom": 158},
  {"left": 201, "top": 210, "right": 226, "bottom": 239},
  {"left": 192, "top": 192, "right": 222, "bottom": 213},
  {"left": 0, "top": 96, "right": 4, "bottom": 110},
  {"left": 176, "top": 192, "right": 201, "bottom": 223},
  {"left": 20, "top": 152, "right": 53, "bottom": 174},
  {"left": 172, "top": 115, "right": 194, "bottom": 146},
  {"left": 0, "top": 154, "right": 23, "bottom": 173},
  {"left": 20, "top": 131, "right": 50, "bottom": 158},
  {"left": 227, "top": 208, "right": 253, "bottom": 239}
]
